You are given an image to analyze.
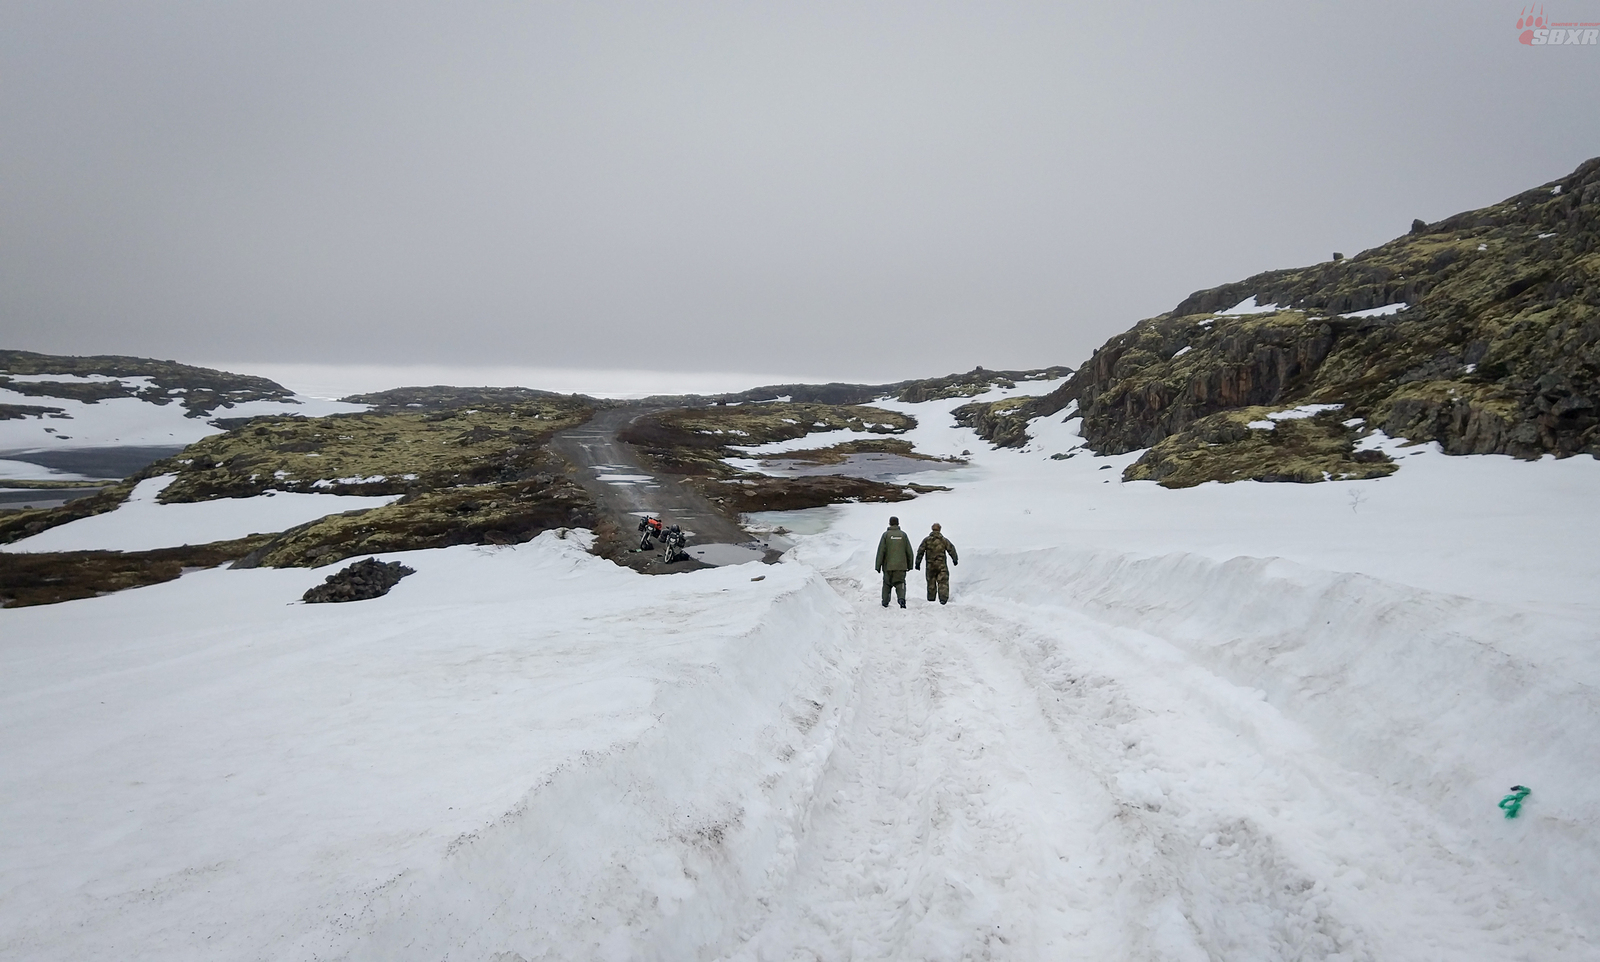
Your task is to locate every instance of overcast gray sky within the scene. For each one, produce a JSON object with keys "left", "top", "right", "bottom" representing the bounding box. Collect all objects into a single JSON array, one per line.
[{"left": 2, "top": 1, "right": 1596, "bottom": 383}]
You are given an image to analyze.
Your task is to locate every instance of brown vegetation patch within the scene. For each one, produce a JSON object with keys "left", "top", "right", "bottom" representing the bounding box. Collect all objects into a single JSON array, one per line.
[
  {"left": 0, "top": 536, "right": 272, "bottom": 608},
  {"left": 154, "top": 399, "right": 595, "bottom": 502},
  {"left": 238, "top": 476, "right": 599, "bottom": 568},
  {"left": 0, "top": 482, "right": 135, "bottom": 546}
]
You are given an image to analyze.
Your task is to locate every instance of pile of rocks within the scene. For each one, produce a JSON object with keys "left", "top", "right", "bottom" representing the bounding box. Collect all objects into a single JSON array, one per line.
[{"left": 302, "top": 558, "right": 415, "bottom": 604}]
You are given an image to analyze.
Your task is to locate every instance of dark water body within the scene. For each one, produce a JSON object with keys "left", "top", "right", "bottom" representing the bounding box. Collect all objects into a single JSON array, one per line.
[
  {"left": 752, "top": 452, "right": 963, "bottom": 483},
  {"left": 0, "top": 487, "right": 105, "bottom": 511},
  {"left": 0, "top": 445, "right": 187, "bottom": 480}
]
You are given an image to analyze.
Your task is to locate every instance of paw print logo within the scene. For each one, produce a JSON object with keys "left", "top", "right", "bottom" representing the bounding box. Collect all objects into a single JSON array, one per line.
[{"left": 1518, "top": 5, "right": 1547, "bottom": 43}]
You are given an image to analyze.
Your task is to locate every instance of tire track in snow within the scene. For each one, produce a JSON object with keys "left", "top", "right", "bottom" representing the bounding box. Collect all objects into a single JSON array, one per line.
[
  {"left": 978, "top": 595, "right": 1595, "bottom": 961},
  {"left": 726, "top": 580, "right": 1126, "bottom": 960},
  {"left": 723, "top": 577, "right": 1595, "bottom": 961}
]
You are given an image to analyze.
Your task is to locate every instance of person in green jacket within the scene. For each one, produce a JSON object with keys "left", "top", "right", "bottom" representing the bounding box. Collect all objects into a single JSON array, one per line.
[
  {"left": 915, "top": 522, "right": 959, "bottom": 604},
  {"left": 874, "top": 515, "right": 916, "bottom": 608}
]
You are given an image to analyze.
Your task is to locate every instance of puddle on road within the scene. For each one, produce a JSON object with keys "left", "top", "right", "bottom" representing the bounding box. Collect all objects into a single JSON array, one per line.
[
  {"left": 592, "top": 463, "right": 658, "bottom": 486},
  {"left": 688, "top": 543, "right": 767, "bottom": 566}
]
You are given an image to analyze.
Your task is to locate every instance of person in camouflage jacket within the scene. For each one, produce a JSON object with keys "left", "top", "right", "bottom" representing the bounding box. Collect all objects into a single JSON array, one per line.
[{"left": 915, "top": 523, "right": 959, "bottom": 604}]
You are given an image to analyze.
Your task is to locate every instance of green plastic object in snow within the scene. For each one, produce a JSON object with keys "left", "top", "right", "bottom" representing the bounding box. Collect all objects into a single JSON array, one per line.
[{"left": 1499, "top": 785, "right": 1531, "bottom": 819}]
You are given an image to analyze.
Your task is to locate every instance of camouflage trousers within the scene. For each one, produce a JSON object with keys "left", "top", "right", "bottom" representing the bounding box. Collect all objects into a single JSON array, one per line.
[
  {"left": 880, "top": 569, "right": 907, "bottom": 607},
  {"left": 923, "top": 562, "right": 950, "bottom": 604}
]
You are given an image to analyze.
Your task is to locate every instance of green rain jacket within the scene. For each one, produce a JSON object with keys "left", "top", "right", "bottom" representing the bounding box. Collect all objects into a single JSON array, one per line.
[{"left": 875, "top": 524, "right": 916, "bottom": 573}]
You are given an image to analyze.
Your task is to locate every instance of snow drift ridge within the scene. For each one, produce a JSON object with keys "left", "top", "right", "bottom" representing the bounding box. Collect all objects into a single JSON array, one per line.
[
  {"left": 962, "top": 546, "right": 1600, "bottom": 924},
  {"left": 349, "top": 569, "right": 858, "bottom": 961}
]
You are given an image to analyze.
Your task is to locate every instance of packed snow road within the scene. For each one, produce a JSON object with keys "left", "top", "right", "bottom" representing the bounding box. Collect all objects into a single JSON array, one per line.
[{"left": 724, "top": 568, "right": 1594, "bottom": 961}]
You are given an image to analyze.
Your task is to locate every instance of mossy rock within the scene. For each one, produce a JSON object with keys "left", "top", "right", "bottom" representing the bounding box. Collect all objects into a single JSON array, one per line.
[
  {"left": 0, "top": 350, "right": 297, "bottom": 417},
  {"left": 153, "top": 399, "right": 594, "bottom": 502},
  {"left": 242, "top": 476, "right": 598, "bottom": 568},
  {"left": 951, "top": 395, "right": 1049, "bottom": 448},
  {"left": 980, "top": 156, "right": 1600, "bottom": 467},
  {"left": 1123, "top": 407, "right": 1397, "bottom": 488}
]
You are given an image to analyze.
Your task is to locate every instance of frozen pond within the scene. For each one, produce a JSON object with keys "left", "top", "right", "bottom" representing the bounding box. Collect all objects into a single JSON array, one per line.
[{"left": 742, "top": 506, "right": 841, "bottom": 537}]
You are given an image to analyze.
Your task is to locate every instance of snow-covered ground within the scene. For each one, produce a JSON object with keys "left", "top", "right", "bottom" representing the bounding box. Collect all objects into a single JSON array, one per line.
[
  {"left": 3, "top": 377, "right": 1598, "bottom": 960},
  {"left": 0, "top": 475, "right": 401, "bottom": 553},
  {"left": 0, "top": 376, "right": 365, "bottom": 453}
]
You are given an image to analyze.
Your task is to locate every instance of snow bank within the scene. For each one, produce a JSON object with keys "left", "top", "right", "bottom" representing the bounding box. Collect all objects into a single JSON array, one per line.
[
  {"left": 0, "top": 534, "right": 857, "bottom": 960},
  {"left": 353, "top": 564, "right": 855, "bottom": 960},
  {"left": 959, "top": 545, "right": 1600, "bottom": 924},
  {"left": 0, "top": 475, "right": 400, "bottom": 553}
]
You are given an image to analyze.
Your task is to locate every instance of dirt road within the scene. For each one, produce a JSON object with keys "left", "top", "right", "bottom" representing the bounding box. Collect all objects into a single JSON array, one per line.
[{"left": 548, "top": 406, "right": 771, "bottom": 570}]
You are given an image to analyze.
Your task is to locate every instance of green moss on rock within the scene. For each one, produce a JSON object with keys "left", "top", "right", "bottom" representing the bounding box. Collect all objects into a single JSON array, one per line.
[
  {"left": 154, "top": 399, "right": 594, "bottom": 502},
  {"left": 1122, "top": 407, "right": 1396, "bottom": 488},
  {"left": 973, "top": 156, "right": 1600, "bottom": 482},
  {"left": 241, "top": 476, "right": 597, "bottom": 568}
]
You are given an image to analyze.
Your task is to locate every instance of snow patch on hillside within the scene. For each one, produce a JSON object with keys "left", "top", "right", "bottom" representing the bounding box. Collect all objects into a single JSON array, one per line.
[
  {"left": 0, "top": 475, "right": 400, "bottom": 553},
  {"left": 0, "top": 382, "right": 365, "bottom": 451}
]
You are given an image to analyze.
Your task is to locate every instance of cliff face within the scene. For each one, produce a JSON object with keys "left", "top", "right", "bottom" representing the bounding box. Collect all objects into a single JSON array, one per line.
[{"left": 985, "top": 157, "right": 1600, "bottom": 484}]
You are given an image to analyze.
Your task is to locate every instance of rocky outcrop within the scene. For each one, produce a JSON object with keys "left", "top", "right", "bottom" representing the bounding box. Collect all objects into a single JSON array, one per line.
[
  {"left": 1122, "top": 408, "right": 1397, "bottom": 488},
  {"left": 0, "top": 350, "right": 297, "bottom": 417},
  {"left": 236, "top": 476, "right": 598, "bottom": 569},
  {"left": 642, "top": 366, "right": 1073, "bottom": 407},
  {"left": 302, "top": 558, "right": 415, "bottom": 603},
  {"left": 977, "top": 156, "right": 1600, "bottom": 480}
]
